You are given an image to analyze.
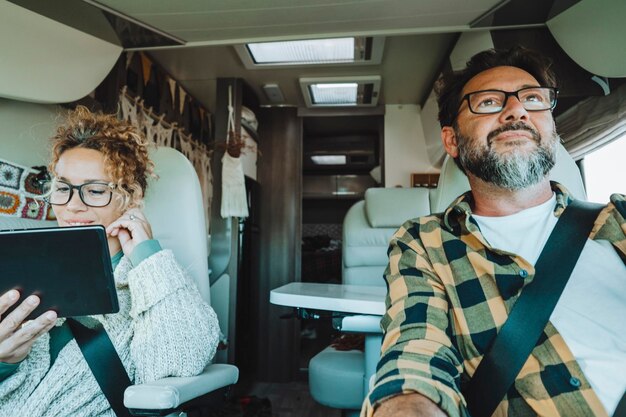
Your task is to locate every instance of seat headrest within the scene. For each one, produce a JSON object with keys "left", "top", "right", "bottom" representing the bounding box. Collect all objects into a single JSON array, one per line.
[
  {"left": 429, "top": 143, "right": 587, "bottom": 213},
  {"left": 364, "top": 187, "right": 431, "bottom": 227}
]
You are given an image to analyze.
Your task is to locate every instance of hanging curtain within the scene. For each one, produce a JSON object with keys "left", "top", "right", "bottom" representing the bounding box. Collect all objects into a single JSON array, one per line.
[{"left": 556, "top": 83, "right": 626, "bottom": 160}]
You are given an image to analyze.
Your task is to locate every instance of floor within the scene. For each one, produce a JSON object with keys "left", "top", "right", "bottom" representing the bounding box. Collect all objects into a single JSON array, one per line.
[{"left": 248, "top": 381, "right": 342, "bottom": 417}]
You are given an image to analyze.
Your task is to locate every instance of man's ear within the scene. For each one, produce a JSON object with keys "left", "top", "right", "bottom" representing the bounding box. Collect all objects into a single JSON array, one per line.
[{"left": 441, "top": 126, "right": 459, "bottom": 158}]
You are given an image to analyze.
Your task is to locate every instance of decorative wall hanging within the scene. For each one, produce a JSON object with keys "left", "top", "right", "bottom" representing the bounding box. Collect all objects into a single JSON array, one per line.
[
  {"left": 220, "top": 86, "right": 249, "bottom": 219},
  {"left": 0, "top": 158, "right": 54, "bottom": 221},
  {"left": 118, "top": 88, "right": 214, "bottom": 231}
]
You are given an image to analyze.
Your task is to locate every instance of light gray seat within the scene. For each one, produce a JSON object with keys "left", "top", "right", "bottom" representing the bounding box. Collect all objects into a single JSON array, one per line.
[
  {"left": 309, "top": 187, "right": 431, "bottom": 414},
  {"left": 123, "top": 147, "right": 238, "bottom": 415}
]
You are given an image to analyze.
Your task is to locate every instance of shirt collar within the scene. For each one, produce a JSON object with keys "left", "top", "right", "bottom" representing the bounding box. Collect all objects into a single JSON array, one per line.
[{"left": 442, "top": 181, "right": 574, "bottom": 232}]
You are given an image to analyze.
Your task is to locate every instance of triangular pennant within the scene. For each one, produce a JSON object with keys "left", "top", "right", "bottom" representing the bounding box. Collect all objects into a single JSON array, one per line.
[
  {"left": 179, "top": 87, "right": 187, "bottom": 114},
  {"left": 168, "top": 78, "right": 176, "bottom": 103},
  {"left": 126, "top": 51, "right": 135, "bottom": 69},
  {"left": 140, "top": 53, "right": 152, "bottom": 87}
]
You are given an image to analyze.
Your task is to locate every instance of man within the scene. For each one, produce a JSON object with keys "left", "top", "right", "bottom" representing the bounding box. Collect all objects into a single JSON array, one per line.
[{"left": 361, "top": 46, "right": 626, "bottom": 417}]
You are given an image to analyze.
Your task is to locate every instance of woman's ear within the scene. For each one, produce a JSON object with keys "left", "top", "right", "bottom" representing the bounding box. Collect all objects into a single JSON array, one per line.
[{"left": 441, "top": 126, "right": 459, "bottom": 158}]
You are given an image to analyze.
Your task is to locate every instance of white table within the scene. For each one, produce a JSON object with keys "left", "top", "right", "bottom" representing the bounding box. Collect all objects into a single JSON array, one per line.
[
  {"left": 270, "top": 282, "right": 387, "bottom": 399},
  {"left": 270, "top": 282, "right": 386, "bottom": 315}
]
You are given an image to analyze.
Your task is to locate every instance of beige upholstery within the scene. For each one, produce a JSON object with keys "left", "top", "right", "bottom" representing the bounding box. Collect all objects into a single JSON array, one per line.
[
  {"left": 364, "top": 187, "right": 431, "bottom": 227},
  {"left": 121, "top": 147, "right": 239, "bottom": 411},
  {"left": 342, "top": 187, "right": 431, "bottom": 286},
  {"left": 143, "top": 147, "right": 211, "bottom": 301},
  {"left": 429, "top": 143, "right": 587, "bottom": 213}
]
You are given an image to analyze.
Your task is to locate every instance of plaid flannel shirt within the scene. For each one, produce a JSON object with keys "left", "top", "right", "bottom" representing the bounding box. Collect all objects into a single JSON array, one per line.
[{"left": 362, "top": 183, "right": 626, "bottom": 417}]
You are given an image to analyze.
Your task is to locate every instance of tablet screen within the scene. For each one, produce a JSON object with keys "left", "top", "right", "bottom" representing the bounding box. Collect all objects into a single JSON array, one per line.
[{"left": 0, "top": 225, "right": 118, "bottom": 320}]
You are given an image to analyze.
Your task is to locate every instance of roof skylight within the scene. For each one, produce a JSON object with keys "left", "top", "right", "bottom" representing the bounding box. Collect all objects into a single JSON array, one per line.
[
  {"left": 247, "top": 38, "right": 354, "bottom": 64},
  {"left": 300, "top": 76, "right": 381, "bottom": 107},
  {"left": 235, "top": 37, "right": 384, "bottom": 69},
  {"left": 309, "top": 83, "right": 358, "bottom": 105}
]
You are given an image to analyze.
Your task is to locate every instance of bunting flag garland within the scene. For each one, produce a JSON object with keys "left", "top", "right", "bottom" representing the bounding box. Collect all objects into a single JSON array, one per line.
[
  {"left": 118, "top": 90, "right": 214, "bottom": 231},
  {"left": 120, "top": 52, "right": 215, "bottom": 230}
]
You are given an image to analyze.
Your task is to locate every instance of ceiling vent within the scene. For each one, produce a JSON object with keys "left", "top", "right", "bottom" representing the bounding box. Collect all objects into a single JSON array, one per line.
[
  {"left": 235, "top": 36, "right": 385, "bottom": 69},
  {"left": 300, "top": 76, "right": 381, "bottom": 107}
]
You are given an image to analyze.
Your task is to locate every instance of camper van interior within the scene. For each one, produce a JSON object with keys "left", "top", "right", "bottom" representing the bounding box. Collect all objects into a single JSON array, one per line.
[{"left": 1, "top": 0, "right": 625, "bottom": 416}]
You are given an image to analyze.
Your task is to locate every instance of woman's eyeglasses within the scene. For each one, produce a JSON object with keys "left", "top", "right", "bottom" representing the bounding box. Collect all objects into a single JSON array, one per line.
[{"left": 42, "top": 180, "right": 116, "bottom": 207}]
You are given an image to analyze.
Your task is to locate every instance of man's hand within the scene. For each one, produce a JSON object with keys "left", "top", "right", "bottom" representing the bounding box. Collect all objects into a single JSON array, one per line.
[
  {"left": 0, "top": 290, "right": 57, "bottom": 364},
  {"left": 374, "top": 393, "right": 448, "bottom": 417}
]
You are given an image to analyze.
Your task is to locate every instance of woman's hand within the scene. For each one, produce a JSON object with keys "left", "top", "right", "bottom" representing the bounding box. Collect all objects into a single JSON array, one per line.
[
  {"left": 0, "top": 290, "right": 57, "bottom": 364},
  {"left": 105, "top": 208, "right": 153, "bottom": 257}
]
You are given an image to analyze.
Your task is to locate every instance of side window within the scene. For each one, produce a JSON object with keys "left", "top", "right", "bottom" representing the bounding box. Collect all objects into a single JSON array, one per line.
[{"left": 583, "top": 135, "right": 626, "bottom": 203}]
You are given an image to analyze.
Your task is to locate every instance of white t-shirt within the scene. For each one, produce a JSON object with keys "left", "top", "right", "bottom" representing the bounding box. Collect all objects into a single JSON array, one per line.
[{"left": 473, "top": 194, "right": 626, "bottom": 414}]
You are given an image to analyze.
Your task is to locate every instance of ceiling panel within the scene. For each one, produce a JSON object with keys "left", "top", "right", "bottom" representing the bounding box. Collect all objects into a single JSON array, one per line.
[
  {"left": 149, "top": 33, "right": 457, "bottom": 110},
  {"left": 95, "top": 0, "right": 371, "bottom": 15},
  {"left": 87, "top": 0, "right": 500, "bottom": 111},
  {"left": 94, "top": 0, "right": 501, "bottom": 43}
]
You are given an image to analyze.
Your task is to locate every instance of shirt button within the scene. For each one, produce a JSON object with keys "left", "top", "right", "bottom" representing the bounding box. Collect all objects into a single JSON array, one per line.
[
  {"left": 569, "top": 377, "right": 581, "bottom": 388},
  {"left": 519, "top": 269, "right": 529, "bottom": 278}
]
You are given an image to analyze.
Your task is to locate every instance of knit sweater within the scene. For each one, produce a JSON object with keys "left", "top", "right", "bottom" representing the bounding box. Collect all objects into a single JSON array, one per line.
[{"left": 0, "top": 249, "right": 220, "bottom": 417}]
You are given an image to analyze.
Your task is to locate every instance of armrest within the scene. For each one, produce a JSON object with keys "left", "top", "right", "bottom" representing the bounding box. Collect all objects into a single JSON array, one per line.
[
  {"left": 340, "top": 315, "right": 382, "bottom": 333},
  {"left": 123, "top": 363, "right": 239, "bottom": 410}
]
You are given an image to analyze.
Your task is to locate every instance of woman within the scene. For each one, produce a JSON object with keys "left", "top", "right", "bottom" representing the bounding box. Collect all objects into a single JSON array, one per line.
[{"left": 0, "top": 106, "right": 220, "bottom": 416}]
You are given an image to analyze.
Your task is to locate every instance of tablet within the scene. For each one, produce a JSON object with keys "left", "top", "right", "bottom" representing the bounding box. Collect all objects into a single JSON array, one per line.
[{"left": 0, "top": 225, "right": 119, "bottom": 320}]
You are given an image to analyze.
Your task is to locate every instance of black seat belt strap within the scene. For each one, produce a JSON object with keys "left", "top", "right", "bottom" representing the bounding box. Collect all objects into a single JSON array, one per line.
[
  {"left": 614, "top": 392, "right": 626, "bottom": 417},
  {"left": 67, "top": 318, "right": 133, "bottom": 417},
  {"left": 465, "top": 199, "right": 604, "bottom": 417}
]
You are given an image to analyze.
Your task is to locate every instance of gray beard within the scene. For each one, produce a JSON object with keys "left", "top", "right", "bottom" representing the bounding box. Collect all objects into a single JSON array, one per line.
[{"left": 456, "top": 123, "right": 557, "bottom": 190}]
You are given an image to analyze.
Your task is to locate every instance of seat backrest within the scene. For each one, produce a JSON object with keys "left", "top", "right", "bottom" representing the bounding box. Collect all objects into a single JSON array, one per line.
[
  {"left": 342, "top": 187, "right": 431, "bottom": 287},
  {"left": 429, "top": 143, "right": 587, "bottom": 213},
  {"left": 144, "top": 147, "right": 211, "bottom": 302}
]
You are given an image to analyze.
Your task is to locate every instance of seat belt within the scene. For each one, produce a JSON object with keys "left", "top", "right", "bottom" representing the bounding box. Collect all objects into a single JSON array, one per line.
[
  {"left": 614, "top": 392, "right": 626, "bottom": 417},
  {"left": 464, "top": 199, "right": 604, "bottom": 417},
  {"left": 67, "top": 318, "right": 133, "bottom": 417}
]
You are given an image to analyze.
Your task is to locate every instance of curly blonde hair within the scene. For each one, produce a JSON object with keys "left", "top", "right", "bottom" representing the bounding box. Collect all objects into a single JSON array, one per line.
[{"left": 49, "top": 106, "right": 155, "bottom": 210}]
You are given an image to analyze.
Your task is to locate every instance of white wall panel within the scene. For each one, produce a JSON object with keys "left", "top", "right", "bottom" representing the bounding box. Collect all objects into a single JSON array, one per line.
[{"left": 0, "top": 2, "right": 122, "bottom": 103}]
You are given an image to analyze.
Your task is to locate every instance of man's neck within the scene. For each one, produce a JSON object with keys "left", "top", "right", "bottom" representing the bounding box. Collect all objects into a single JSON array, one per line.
[{"left": 468, "top": 176, "right": 554, "bottom": 217}]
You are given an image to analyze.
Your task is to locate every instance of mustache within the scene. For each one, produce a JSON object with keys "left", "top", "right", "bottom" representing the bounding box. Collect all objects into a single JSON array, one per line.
[{"left": 487, "top": 122, "right": 541, "bottom": 147}]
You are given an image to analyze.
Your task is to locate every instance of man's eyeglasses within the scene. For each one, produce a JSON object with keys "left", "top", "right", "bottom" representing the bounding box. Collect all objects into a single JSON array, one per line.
[
  {"left": 42, "top": 180, "right": 116, "bottom": 207},
  {"left": 460, "top": 87, "right": 558, "bottom": 115}
]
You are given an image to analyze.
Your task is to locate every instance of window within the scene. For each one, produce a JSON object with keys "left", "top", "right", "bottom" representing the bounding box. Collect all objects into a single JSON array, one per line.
[{"left": 583, "top": 135, "right": 626, "bottom": 203}]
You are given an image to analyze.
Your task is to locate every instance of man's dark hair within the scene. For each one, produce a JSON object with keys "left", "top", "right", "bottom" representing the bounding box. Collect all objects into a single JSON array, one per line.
[{"left": 435, "top": 46, "right": 557, "bottom": 127}]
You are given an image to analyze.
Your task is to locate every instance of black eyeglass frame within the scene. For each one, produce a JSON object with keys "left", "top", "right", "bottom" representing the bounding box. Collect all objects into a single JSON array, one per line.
[
  {"left": 458, "top": 86, "right": 559, "bottom": 116},
  {"left": 43, "top": 180, "right": 117, "bottom": 208}
]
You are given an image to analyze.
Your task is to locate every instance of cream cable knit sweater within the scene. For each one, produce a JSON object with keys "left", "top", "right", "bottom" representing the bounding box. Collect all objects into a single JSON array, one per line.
[{"left": 0, "top": 249, "right": 220, "bottom": 417}]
